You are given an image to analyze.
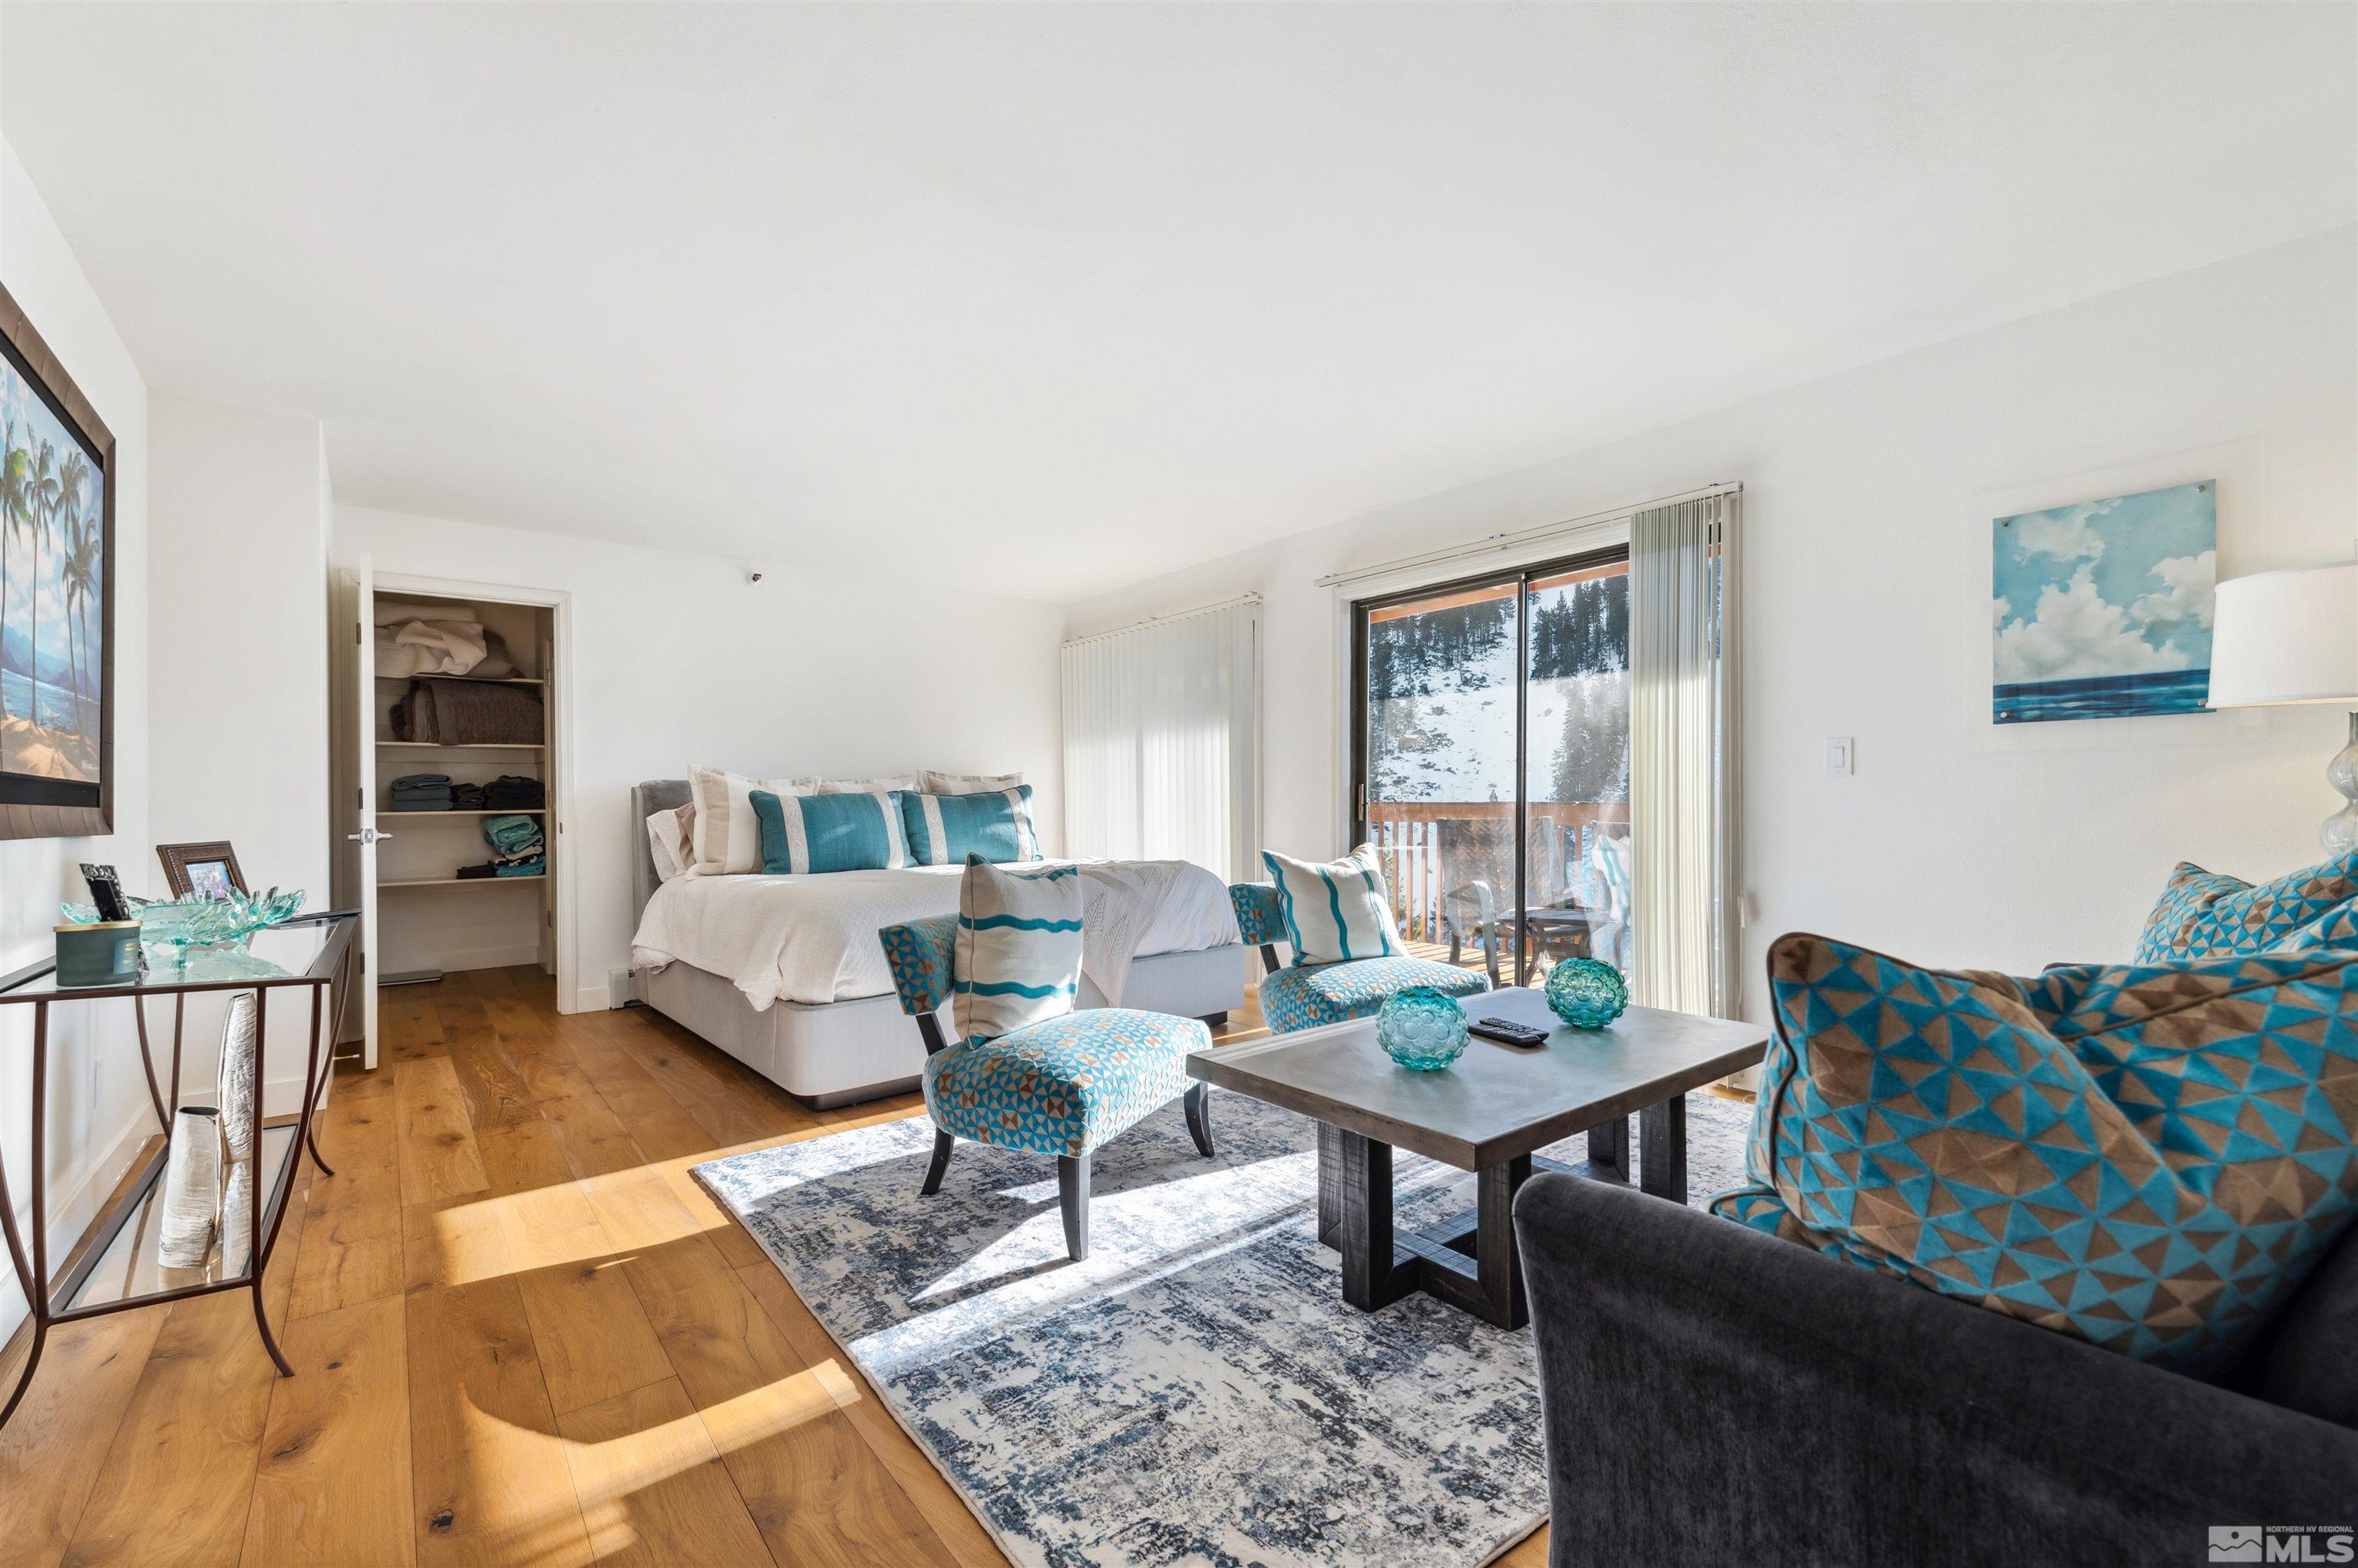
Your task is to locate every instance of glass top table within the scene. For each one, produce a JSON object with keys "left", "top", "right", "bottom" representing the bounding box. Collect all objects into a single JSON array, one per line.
[
  {"left": 0, "top": 912, "right": 352, "bottom": 1003},
  {"left": 0, "top": 909, "right": 358, "bottom": 1435}
]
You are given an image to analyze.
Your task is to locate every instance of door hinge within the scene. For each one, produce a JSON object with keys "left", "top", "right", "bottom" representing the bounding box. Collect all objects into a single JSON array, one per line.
[
  {"left": 355, "top": 622, "right": 362, "bottom": 644},
  {"left": 356, "top": 787, "right": 364, "bottom": 809}
]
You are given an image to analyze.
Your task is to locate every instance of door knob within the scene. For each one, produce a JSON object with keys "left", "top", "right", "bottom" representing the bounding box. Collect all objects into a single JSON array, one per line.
[{"left": 346, "top": 828, "right": 391, "bottom": 844}]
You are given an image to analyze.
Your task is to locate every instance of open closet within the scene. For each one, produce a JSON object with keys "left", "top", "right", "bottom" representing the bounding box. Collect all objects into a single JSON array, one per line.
[{"left": 330, "top": 566, "right": 569, "bottom": 1068}]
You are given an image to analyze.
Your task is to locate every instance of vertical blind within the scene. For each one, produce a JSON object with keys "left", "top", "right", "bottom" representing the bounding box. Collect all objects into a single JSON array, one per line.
[
  {"left": 1061, "top": 599, "right": 1260, "bottom": 880},
  {"left": 1628, "top": 491, "right": 1741, "bottom": 1018}
]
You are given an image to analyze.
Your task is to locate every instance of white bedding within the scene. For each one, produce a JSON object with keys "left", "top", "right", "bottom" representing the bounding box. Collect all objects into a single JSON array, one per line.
[{"left": 631, "top": 860, "right": 1239, "bottom": 1011}]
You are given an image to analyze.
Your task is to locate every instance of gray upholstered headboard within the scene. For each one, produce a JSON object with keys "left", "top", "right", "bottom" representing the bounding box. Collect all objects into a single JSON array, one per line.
[{"left": 632, "top": 778, "right": 692, "bottom": 918}]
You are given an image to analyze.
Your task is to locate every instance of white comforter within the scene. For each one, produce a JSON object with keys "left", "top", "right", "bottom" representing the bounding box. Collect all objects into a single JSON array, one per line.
[{"left": 631, "top": 860, "right": 1239, "bottom": 1010}]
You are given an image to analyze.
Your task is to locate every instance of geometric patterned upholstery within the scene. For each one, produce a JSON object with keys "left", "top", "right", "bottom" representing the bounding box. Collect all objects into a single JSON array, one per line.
[
  {"left": 1711, "top": 933, "right": 2358, "bottom": 1375},
  {"left": 922, "top": 1008, "right": 1210, "bottom": 1159},
  {"left": 1257, "top": 956, "right": 1490, "bottom": 1035},
  {"left": 1229, "top": 882, "right": 1286, "bottom": 949},
  {"left": 2135, "top": 852, "right": 2358, "bottom": 962},
  {"left": 2271, "top": 901, "right": 2358, "bottom": 954},
  {"left": 880, "top": 915, "right": 957, "bottom": 1015}
]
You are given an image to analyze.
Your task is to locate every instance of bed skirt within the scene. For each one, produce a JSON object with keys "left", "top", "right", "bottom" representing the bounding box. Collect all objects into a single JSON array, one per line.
[{"left": 639, "top": 943, "right": 1247, "bottom": 1109}]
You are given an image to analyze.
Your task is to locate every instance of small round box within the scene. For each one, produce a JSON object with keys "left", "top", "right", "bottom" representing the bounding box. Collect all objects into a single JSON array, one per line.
[{"left": 54, "top": 920, "right": 142, "bottom": 988}]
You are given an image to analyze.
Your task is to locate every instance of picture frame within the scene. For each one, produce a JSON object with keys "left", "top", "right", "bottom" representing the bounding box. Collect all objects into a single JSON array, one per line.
[
  {"left": 0, "top": 282, "right": 114, "bottom": 838},
  {"left": 157, "top": 840, "right": 246, "bottom": 900}
]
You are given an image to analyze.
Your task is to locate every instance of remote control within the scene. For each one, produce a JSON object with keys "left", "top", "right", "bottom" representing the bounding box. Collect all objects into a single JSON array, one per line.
[{"left": 1468, "top": 1016, "right": 1548, "bottom": 1048}]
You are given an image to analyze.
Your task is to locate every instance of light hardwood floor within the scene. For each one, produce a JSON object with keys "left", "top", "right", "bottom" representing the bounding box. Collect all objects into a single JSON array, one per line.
[{"left": 0, "top": 967, "right": 1550, "bottom": 1568}]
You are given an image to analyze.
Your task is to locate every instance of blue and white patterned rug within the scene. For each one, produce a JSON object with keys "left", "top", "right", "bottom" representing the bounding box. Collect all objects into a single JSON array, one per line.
[{"left": 695, "top": 1084, "right": 1751, "bottom": 1568}]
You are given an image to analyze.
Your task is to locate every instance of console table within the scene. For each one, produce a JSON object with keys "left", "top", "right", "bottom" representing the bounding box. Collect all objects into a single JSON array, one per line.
[{"left": 0, "top": 911, "right": 355, "bottom": 1431}]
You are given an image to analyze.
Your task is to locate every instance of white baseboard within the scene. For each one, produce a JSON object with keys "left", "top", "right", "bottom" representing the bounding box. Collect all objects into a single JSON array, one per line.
[{"left": 381, "top": 939, "right": 546, "bottom": 977}]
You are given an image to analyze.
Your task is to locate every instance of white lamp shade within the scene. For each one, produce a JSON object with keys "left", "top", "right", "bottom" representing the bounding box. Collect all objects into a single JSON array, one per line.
[{"left": 2207, "top": 560, "right": 2358, "bottom": 708}]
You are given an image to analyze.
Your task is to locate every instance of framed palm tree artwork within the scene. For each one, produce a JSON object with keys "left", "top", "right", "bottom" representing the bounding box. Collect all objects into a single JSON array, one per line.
[{"left": 0, "top": 282, "right": 113, "bottom": 838}]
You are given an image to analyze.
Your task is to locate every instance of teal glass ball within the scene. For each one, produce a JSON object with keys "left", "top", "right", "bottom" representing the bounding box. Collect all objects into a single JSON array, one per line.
[
  {"left": 1376, "top": 986, "right": 1471, "bottom": 1071},
  {"left": 1545, "top": 958, "right": 1628, "bottom": 1028}
]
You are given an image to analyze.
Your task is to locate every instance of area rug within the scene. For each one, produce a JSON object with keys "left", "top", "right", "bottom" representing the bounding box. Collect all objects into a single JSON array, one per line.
[{"left": 695, "top": 1084, "right": 1749, "bottom": 1568}]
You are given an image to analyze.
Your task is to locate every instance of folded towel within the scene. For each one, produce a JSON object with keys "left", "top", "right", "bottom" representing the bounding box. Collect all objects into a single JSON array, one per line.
[
  {"left": 483, "top": 814, "right": 543, "bottom": 853},
  {"left": 391, "top": 773, "right": 452, "bottom": 787},
  {"left": 451, "top": 783, "right": 487, "bottom": 810},
  {"left": 455, "top": 862, "right": 499, "bottom": 880},
  {"left": 482, "top": 774, "right": 545, "bottom": 808},
  {"left": 391, "top": 679, "right": 543, "bottom": 744},
  {"left": 494, "top": 857, "right": 546, "bottom": 878}
]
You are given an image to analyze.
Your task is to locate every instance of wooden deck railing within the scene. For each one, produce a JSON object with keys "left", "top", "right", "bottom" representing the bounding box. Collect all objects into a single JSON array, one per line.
[{"left": 1366, "top": 799, "right": 1628, "bottom": 945}]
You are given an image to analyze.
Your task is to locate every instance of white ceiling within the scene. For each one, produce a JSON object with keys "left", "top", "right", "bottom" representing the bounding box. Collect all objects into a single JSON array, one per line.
[{"left": 3, "top": 4, "right": 2352, "bottom": 602}]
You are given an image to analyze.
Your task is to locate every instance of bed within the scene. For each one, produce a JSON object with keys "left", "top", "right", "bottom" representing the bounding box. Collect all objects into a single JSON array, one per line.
[{"left": 626, "top": 780, "right": 1246, "bottom": 1108}]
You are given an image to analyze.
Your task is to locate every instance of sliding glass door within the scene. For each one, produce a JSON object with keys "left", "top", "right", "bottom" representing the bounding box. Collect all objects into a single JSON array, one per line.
[{"left": 1352, "top": 549, "right": 1630, "bottom": 988}]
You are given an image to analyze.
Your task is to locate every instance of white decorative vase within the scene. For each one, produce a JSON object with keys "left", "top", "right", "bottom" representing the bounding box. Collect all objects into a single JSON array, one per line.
[
  {"left": 216, "top": 992, "right": 259, "bottom": 1160},
  {"left": 220, "top": 1157, "right": 254, "bottom": 1276},
  {"left": 158, "top": 1107, "right": 222, "bottom": 1269}
]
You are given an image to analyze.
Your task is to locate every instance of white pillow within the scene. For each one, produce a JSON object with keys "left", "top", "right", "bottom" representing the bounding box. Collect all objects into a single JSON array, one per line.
[
  {"left": 1262, "top": 844, "right": 1402, "bottom": 966},
  {"left": 920, "top": 770, "right": 1023, "bottom": 795},
  {"left": 796, "top": 774, "right": 920, "bottom": 795},
  {"left": 954, "top": 860, "right": 1082, "bottom": 1045},
  {"left": 687, "top": 766, "right": 807, "bottom": 875},
  {"left": 646, "top": 805, "right": 693, "bottom": 883}
]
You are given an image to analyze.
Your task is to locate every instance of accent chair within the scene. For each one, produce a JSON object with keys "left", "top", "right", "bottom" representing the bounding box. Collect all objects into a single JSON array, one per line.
[
  {"left": 1228, "top": 882, "right": 1491, "bottom": 1033},
  {"left": 878, "top": 913, "right": 1214, "bottom": 1260}
]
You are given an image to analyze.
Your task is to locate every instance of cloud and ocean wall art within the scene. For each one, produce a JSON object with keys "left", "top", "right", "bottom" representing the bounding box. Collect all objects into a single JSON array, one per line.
[{"left": 1992, "top": 480, "right": 2216, "bottom": 724}]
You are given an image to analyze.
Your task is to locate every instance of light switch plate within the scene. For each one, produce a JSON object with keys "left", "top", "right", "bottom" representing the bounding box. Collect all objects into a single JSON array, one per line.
[{"left": 1825, "top": 737, "right": 1854, "bottom": 776}]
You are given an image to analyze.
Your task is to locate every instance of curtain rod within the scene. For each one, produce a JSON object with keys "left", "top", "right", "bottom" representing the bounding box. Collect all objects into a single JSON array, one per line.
[
  {"left": 1312, "top": 481, "right": 1742, "bottom": 590},
  {"left": 1062, "top": 592, "right": 1262, "bottom": 650}
]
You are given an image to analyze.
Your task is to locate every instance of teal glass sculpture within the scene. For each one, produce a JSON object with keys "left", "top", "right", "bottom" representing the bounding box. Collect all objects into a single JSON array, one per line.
[
  {"left": 1377, "top": 985, "right": 1471, "bottom": 1071},
  {"left": 63, "top": 886, "right": 306, "bottom": 951},
  {"left": 1546, "top": 957, "right": 1629, "bottom": 1028}
]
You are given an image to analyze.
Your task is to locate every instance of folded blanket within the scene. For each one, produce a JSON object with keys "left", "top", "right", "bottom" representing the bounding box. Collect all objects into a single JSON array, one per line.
[
  {"left": 375, "top": 620, "right": 487, "bottom": 678},
  {"left": 392, "top": 679, "right": 543, "bottom": 745}
]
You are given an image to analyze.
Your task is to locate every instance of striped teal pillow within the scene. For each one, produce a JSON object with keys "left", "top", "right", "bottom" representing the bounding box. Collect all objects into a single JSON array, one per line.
[
  {"left": 750, "top": 788, "right": 911, "bottom": 874},
  {"left": 902, "top": 786, "right": 1042, "bottom": 867},
  {"left": 953, "top": 857, "right": 1082, "bottom": 1044},
  {"left": 1262, "top": 844, "right": 1400, "bottom": 966}
]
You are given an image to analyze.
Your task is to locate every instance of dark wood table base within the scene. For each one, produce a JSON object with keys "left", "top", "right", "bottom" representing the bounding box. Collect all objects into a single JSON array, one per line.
[{"left": 1313, "top": 1093, "right": 1689, "bottom": 1330}]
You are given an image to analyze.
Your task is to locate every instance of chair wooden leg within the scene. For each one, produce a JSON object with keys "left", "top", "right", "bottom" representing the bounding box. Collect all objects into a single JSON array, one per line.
[
  {"left": 1184, "top": 1082, "right": 1215, "bottom": 1157},
  {"left": 1058, "top": 1153, "right": 1089, "bottom": 1261},
  {"left": 920, "top": 1131, "right": 956, "bottom": 1196}
]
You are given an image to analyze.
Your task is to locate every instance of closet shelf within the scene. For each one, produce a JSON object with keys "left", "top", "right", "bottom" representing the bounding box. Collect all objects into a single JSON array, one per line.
[
  {"left": 375, "top": 674, "right": 544, "bottom": 685},
  {"left": 380, "top": 876, "right": 547, "bottom": 890},
  {"left": 381, "top": 808, "right": 548, "bottom": 818},
  {"left": 377, "top": 741, "right": 545, "bottom": 750}
]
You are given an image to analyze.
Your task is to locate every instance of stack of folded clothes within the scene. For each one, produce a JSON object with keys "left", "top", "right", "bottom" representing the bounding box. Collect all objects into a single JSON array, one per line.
[
  {"left": 388, "top": 773, "right": 453, "bottom": 811},
  {"left": 484, "top": 774, "right": 544, "bottom": 810},
  {"left": 484, "top": 813, "right": 545, "bottom": 877},
  {"left": 451, "top": 781, "right": 487, "bottom": 810}
]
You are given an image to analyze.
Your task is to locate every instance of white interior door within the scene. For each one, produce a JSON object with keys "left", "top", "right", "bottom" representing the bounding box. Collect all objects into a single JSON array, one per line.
[{"left": 349, "top": 555, "right": 381, "bottom": 1068}]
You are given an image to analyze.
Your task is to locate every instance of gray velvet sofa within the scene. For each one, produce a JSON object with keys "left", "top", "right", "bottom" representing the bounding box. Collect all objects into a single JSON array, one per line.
[{"left": 1512, "top": 1172, "right": 2358, "bottom": 1568}]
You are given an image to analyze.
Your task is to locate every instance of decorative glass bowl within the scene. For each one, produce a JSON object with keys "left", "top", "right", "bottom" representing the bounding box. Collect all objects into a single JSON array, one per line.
[
  {"left": 1377, "top": 985, "right": 1471, "bottom": 1071},
  {"left": 1545, "top": 958, "right": 1629, "bottom": 1028},
  {"left": 63, "top": 886, "right": 307, "bottom": 952}
]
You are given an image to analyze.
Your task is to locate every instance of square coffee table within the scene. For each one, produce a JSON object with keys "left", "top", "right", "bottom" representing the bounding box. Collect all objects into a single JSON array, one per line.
[{"left": 1187, "top": 984, "right": 1768, "bottom": 1329}]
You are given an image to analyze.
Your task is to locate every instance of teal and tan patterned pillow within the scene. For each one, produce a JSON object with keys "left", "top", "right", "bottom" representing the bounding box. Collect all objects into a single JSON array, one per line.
[
  {"left": 2135, "top": 851, "right": 2358, "bottom": 962},
  {"left": 1710, "top": 933, "right": 2358, "bottom": 1375},
  {"left": 953, "top": 857, "right": 1082, "bottom": 1045},
  {"left": 2270, "top": 901, "right": 2358, "bottom": 953}
]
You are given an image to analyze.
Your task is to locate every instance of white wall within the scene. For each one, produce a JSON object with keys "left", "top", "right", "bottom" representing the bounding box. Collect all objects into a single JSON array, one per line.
[
  {"left": 147, "top": 394, "right": 332, "bottom": 1104},
  {"left": 148, "top": 394, "right": 329, "bottom": 892},
  {"left": 1066, "top": 226, "right": 2358, "bottom": 1017},
  {"left": 332, "top": 506, "right": 1067, "bottom": 1010},
  {"left": 0, "top": 138, "right": 151, "bottom": 1335}
]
